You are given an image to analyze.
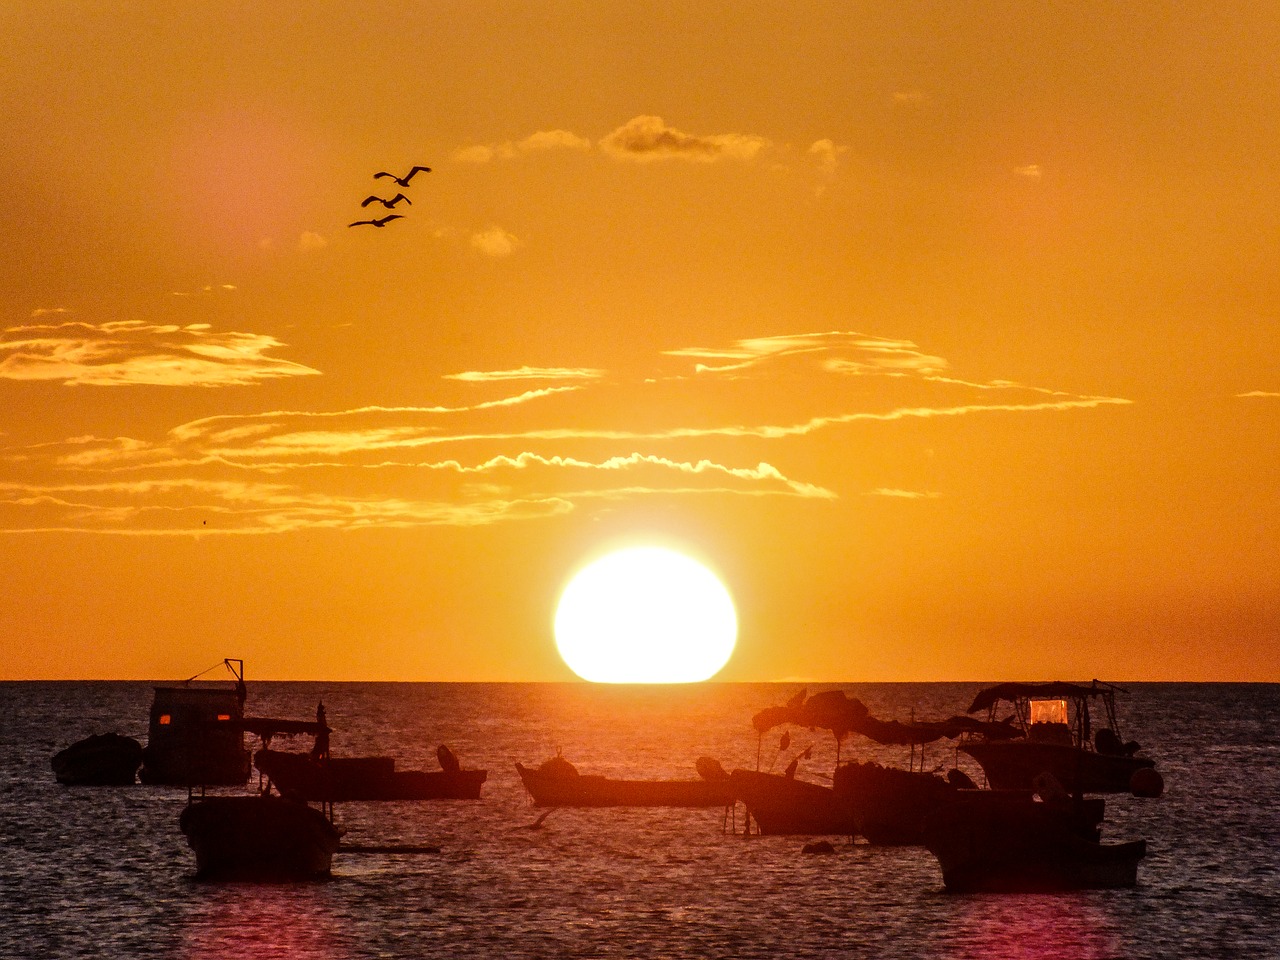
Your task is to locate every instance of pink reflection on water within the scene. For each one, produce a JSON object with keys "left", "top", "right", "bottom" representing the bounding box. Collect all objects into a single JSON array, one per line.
[
  {"left": 180, "top": 886, "right": 348, "bottom": 960},
  {"left": 942, "top": 894, "right": 1125, "bottom": 959}
]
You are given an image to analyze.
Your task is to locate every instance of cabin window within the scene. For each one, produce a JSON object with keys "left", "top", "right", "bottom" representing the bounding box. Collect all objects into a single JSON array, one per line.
[
  {"left": 158, "top": 714, "right": 171, "bottom": 725},
  {"left": 216, "top": 714, "right": 231, "bottom": 721},
  {"left": 1030, "top": 699, "right": 1068, "bottom": 725}
]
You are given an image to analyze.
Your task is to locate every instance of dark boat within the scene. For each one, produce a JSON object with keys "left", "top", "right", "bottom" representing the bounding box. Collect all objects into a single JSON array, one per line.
[
  {"left": 728, "top": 768, "right": 857, "bottom": 835},
  {"left": 832, "top": 761, "right": 960, "bottom": 845},
  {"left": 514, "top": 755, "right": 733, "bottom": 808},
  {"left": 959, "top": 681, "right": 1161, "bottom": 795},
  {"left": 256, "top": 745, "right": 487, "bottom": 801},
  {"left": 179, "top": 792, "right": 344, "bottom": 880},
  {"left": 922, "top": 788, "right": 1145, "bottom": 893},
  {"left": 139, "top": 659, "right": 252, "bottom": 786},
  {"left": 50, "top": 732, "right": 143, "bottom": 785}
]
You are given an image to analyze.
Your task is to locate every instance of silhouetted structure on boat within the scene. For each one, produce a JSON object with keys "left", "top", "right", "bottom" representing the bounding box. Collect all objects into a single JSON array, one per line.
[
  {"left": 515, "top": 754, "right": 733, "bottom": 808},
  {"left": 922, "top": 778, "right": 1146, "bottom": 892},
  {"left": 50, "top": 732, "right": 143, "bottom": 785},
  {"left": 959, "top": 681, "right": 1162, "bottom": 795},
  {"left": 139, "top": 659, "right": 251, "bottom": 785}
]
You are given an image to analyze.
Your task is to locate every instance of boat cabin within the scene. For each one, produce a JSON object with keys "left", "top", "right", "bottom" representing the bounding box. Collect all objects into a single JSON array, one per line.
[
  {"left": 139, "top": 660, "right": 250, "bottom": 786},
  {"left": 1027, "top": 698, "right": 1073, "bottom": 745}
]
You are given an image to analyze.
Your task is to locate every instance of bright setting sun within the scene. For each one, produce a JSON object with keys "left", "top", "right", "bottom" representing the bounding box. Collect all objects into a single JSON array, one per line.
[{"left": 554, "top": 547, "right": 738, "bottom": 683}]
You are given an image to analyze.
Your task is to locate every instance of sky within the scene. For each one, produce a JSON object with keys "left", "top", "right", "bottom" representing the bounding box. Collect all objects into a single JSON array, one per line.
[{"left": 2, "top": 2, "right": 1276, "bottom": 682}]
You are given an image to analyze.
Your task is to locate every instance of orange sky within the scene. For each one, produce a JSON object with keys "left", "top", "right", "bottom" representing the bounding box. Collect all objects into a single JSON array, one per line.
[{"left": 2, "top": 3, "right": 1277, "bottom": 681}]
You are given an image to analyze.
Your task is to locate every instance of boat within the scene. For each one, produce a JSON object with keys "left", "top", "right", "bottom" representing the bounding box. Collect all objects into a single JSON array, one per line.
[
  {"left": 958, "top": 681, "right": 1161, "bottom": 795},
  {"left": 832, "top": 761, "right": 959, "bottom": 845},
  {"left": 922, "top": 787, "right": 1146, "bottom": 892},
  {"left": 139, "top": 659, "right": 252, "bottom": 786},
  {"left": 179, "top": 791, "right": 344, "bottom": 880},
  {"left": 50, "top": 732, "right": 143, "bottom": 785},
  {"left": 728, "top": 768, "right": 858, "bottom": 835},
  {"left": 514, "top": 754, "right": 733, "bottom": 808},
  {"left": 255, "top": 745, "right": 487, "bottom": 801}
]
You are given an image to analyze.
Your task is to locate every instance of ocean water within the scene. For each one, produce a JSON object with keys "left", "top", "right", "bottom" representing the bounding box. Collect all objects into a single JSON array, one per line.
[{"left": 1, "top": 681, "right": 1276, "bottom": 959}]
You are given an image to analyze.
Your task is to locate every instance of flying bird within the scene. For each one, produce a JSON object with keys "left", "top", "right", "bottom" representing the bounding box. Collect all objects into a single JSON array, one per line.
[
  {"left": 348, "top": 214, "right": 404, "bottom": 228},
  {"left": 373, "top": 165, "right": 431, "bottom": 187},
  {"left": 361, "top": 193, "right": 412, "bottom": 209}
]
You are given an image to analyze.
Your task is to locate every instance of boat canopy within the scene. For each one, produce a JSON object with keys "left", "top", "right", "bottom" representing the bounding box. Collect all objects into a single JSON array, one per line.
[
  {"left": 752, "top": 690, "right": 1021, "bottom": 745},
  {"left": 213, "top": 717, "right": 330, "bottom": 740},
  {"left": 966, "top": 682, "right": 1113, "bottom": 716}
]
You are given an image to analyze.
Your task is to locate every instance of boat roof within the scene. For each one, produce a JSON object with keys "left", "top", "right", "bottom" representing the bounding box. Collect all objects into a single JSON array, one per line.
[
  {"left": 966, "top": 681, "right": 1113, "bottom": 715},
  {"left": 216, "top": 717, "right": 329, "bottom": 738}
]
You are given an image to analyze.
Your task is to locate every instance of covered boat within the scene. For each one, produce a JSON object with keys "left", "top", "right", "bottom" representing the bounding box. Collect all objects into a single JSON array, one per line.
[
  {"left": 514, "top": 755, "right": 733, "bottom": 808},
  {"left": 50, "top": 732, "right": 143, "bottom": 786},
  {"left": 922, "top": 787, "right": 1145, "bottom": 893},
  {"left": 179, "top": 792, "right": 344, "bottom": 880},
  {"left": 959, "top": 681, "right": 1160, "bottom": 795}
]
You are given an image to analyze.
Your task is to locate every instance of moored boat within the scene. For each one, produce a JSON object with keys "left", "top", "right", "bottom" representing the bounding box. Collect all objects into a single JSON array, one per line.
[
  {"left": 922, "top": 788, "right": 1145, "bottom": 893},
  {"left": 728, "top": 768, "right": 857, "bottom": 835},
  {"left": 50, "top": 732, "right": 143, "bottom": 786},
  {"left": 256, "top": 745, "right": 487, "bottom": 801},
  {"left": 515, "top": 755, "right": 732, "bottom": 808},
  {"left": 959, "top": 681, "right": 1161, "bottom": 795},
  {"left": 179, "top": 792, "right": 344, "bottom": 880}
]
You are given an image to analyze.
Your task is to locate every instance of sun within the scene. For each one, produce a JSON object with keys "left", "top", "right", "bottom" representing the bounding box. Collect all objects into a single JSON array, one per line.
[{"left": 554, "top": 546, "right": 738, "bottom": 683}]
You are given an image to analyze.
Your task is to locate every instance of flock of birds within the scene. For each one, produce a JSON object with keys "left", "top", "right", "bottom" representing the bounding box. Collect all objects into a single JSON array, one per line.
[{"left": 348, "top": 164, "right": 431, "bottom": 228}]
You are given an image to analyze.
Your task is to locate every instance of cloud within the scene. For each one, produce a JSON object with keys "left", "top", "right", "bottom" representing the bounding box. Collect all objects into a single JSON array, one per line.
[
  {"left": 298, "top": 231, "right": 327, "bottom": 251},
  {"left": 445, "top": 366, "right": 605, "bottom": 383},
  {"left": 31, "top": 307, "right": 71, "bottom": 318},
  {"left": 1014, "top": 164, "right": 1043, "bottom": 179},
  {"left": 1237, "top": 390, "right": 1280, "bottom": 398},
  {"left": 599, "top": 116, "right": 769, "bottom": 163},
  {"left": 809, "top": 139, "right": 850, "bottom": 176},
  {"left": 470, "top": 226, "right": 519, "bottom": 258},
  {"left": 452, "top": 128, "right": 593, "bottom": 164},
  {"left": 1, "top": 330, "right": 1132, "bottom": 534},
  {"left": 0, "top": 320, "right": 319, "bottom": 387}
]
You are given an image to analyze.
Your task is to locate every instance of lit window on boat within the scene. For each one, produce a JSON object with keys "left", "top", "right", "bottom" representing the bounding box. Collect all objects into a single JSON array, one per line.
[
  {"left": 216, "top": 714, "right": 231, "bottom": 721},
  {"left": 158, "top": 714, "right": 171, "bottom": 725},
  {"left": 1030, "top": 699, "right": 1068, "bottom": 725}
]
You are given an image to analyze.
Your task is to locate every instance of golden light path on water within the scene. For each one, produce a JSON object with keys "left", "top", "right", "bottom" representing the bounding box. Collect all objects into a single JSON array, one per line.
[{"left": 554, "top": 547, "right": 738, "bottom": 683}]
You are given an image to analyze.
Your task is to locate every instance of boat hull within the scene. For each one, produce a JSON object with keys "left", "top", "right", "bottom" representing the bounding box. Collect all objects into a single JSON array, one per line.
[
  {"left": 256, "top": 749, "right": 486, "bottom": 801},
  {"left": 179, "top": 795, "right": 342, "bottom": 880},
  {"left": 832, "top": 762, "right": 958, "bottom": 845},
  {"left": 960, "top": 741, "right": 1155, "bottom": 793},
  {"left": 515, "top": 763, "right": 732, "bottom": 807},
  {"left": 923, "top": 792, "right": 1143, "bottom": 893},
  {"left": 728, "top": 769, "right": 857, "bottom": 836}
]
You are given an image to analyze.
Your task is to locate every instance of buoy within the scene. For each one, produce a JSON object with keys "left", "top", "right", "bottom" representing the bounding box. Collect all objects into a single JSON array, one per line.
[{"left": 1130, "top": 767, "right": 1165, "bottom": 798}]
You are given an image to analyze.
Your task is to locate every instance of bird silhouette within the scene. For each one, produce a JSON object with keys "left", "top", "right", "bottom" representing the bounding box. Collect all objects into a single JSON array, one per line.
[
  {"left": 348, "top": 214, "right": 404, "bottom": 228},
  {"left": 373, "top": 165, "right": 431, "bottom": 187},
  {"left": 361, "top": 193, "right": 412, "bottom": 209}
]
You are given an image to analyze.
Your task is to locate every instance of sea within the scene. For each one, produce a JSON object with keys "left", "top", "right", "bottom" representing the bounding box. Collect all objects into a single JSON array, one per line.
[{"left": 1, "top": 681, "right": 1276, "bottom": 959}]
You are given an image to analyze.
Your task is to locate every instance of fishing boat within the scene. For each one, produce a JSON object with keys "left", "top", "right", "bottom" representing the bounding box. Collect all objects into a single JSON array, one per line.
[
  {"left": 514, "top": 754, "right": 733, "bottom": 807},
  {"left": 728, "top": 768, "right": 858, "bottom": 835},
  {"left": 179, "top": 791, "right": 344, "bottom": 880},
  {"left": 922, "top": 786, "right": 1145, "bottom": 892},
  {"left": 256, "top": 745, "right": 487, "bottom": 801},
  {"left": 959, "top": 681, "right": 1162, "bottom": 795},
  {"left": 50, "top": 732, "right": 143, "bottom": 786}
]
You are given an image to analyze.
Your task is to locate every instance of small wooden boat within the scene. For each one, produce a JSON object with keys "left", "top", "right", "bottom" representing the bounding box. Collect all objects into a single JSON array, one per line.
[
  {"left": 51, "top": 732, "right": 143, "bottom": 785},
  {"left": 256, "top": 746, "right": 487, "bottom": 801},
  {"left": 728, "top": 768, "right": 857, "bottom": 835},
  {"left": 832, "top": 761, "right": 961, "bottom": 845},
  {"left": 922, "top": 789, "right": 1145, "bottom": 893},
  {"left": 515, "top": 755, "right": 732, "bottom": 808},
  {"left": 179, "top": 792, "right": 344, "bottom": 880}
]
